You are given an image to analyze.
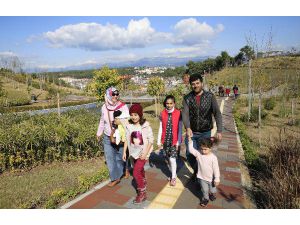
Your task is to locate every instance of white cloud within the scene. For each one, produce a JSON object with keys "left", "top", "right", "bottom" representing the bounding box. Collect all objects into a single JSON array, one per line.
[
  {"left": 43, "top": 18, "right": 170, "bottom": 51},
  {"left": 172, "top": 18, "right": 224, "bottom": 45},
  {"left": 37, "top": 18, "right": 224, "bottom": 52},
  {"left": 0, "top": 51, "right": 17, "bottom": 57},
  {"left": 158, "top": 44, "right": 211, "bottom": 58}
]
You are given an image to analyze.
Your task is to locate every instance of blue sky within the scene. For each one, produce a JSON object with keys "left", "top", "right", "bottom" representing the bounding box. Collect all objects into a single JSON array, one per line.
[{"left": 0, "top": 16, "right": 300, "bottom": 71}]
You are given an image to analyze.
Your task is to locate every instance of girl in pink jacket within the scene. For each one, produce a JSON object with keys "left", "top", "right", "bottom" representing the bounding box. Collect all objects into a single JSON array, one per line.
[
  {"left": 122, "top": 104, "right": 154, "bottom": 204},
  {"left": 188, "top": 137, "right": 220, "bottom": 207}
]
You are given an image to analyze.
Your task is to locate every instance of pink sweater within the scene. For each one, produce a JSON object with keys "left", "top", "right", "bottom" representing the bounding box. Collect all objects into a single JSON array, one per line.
[
  {"left": 188, "top": 142, "right": 220, "bottom": 182},
  {"left": 96, "top": 102, "right": 129, "bottom": 137}
]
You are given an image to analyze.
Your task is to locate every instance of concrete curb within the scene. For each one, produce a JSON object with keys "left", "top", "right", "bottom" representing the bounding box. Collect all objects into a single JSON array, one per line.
[{"left": 60, "top": 180, "right": 110, "bottom": 209}]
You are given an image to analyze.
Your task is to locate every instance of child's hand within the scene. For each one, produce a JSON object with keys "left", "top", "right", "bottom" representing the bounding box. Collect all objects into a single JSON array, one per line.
[
  {"left": 122, "top": 153, "right": 127, "bottom": 162},
  {"left": 214, "top": 181, "right": 220, "bottom": 186},
  {"left": 139, "top": 151, "right": 147, "bottom": 160}
]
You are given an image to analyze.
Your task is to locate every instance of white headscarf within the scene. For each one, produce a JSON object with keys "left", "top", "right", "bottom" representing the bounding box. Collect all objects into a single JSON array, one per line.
[{"left": 105, "top": 86, "right": 121, "bottom": 111}]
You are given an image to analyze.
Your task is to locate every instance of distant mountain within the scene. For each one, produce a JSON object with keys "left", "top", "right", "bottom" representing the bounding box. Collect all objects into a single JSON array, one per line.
[
  {"left": 32, "top": 55, "right": 210, "bottom": 72},
  {"left": 107, "top": 56, "right": 209, "bottom": 68}
]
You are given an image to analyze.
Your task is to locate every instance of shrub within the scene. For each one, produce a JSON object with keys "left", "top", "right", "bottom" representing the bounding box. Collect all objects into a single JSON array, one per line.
[
  {"left": 264, "top": 97, "right": 276, "bottom": 110},
  {"left": 240, "top": 106, "right": 267, "bottom": 122},
  {"left": 253, "top": 137, "right": 300, "bottom": 208},
  {"left": 0, "top": 109, "right": 104, "bottom": 172}
]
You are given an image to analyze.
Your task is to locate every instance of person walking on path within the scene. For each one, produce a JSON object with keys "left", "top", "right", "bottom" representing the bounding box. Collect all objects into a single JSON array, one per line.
[
  {"left": 123, "top": 104, "right": 154, "bottom": 204},
  {"left": 188, "top": 137, "right": 220, "bottom": 207},
  {"left": 233, "top": 84, "right": 239, "bottom": 99},
  {"left": 157, "top": 95, "right": 182, "bottom": 186},
  {"left": 225, "top": 87, "right": 230, "bottom": 97},
  {"left": 182, "top": 73, "right": 222, "bottom": 180},
  {"left": 96, "top": 87, "right": 129, "bottom": 187}
]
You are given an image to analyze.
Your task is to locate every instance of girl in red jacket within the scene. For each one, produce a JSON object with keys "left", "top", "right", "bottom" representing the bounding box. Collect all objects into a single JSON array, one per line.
[{"left": 157, "top": 95, "right": 182, "bottom": 186}]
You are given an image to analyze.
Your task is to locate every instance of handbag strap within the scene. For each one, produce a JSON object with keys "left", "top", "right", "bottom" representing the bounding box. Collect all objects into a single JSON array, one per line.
[{"left": 106, "top": 105, "right": 113, "bottom": 131}]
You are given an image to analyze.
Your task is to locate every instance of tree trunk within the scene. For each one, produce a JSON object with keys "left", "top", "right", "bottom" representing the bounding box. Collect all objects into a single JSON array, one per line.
[
  {"left": 258, "top": 86, "right": 262, "bottom": 128},
  {"left": 57, "top": 92, "right": 60, "bottom": 118},
  {"left": 130, "top": 90, "right": 133, "bottom": 106},
  {"left": 248, "top": 59, "right": 252, "bottom": 121},
  {"left": 155, "top": 96, "right": 158, "bottom": 118},
  {"left": 291, "top": 98, "right": 295, "bottom": 125}
]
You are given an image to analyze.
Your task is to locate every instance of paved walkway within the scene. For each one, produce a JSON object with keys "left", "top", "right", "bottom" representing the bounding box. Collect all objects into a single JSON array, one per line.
[{"left": 63, "top": 97, "right": 253, "bottom": 209}]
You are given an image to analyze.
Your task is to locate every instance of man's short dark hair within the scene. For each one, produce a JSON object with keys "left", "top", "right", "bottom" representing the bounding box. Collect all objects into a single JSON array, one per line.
[{"left": 189, "top": 73, "right": 203, "bottom": 84}]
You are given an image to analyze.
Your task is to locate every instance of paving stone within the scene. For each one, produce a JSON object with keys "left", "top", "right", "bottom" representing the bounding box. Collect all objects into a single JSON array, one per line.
[
  {"left": 218, "top": 144, "right": 229, "bottom": 149},
  {"left": 225, "top": 167, "right": 241, "bottom": 173},
  {"left": 116, "top": 183, "right": 137, "bottom": 197},
  {"left": 123, "top": 197, "right": 151, "bottom": 209},
  {"left": 220, "top": 179, "right": 242, "bottom": 188}
]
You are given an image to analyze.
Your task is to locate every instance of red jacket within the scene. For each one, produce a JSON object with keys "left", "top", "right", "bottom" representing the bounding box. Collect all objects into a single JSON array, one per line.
[{"left": 160, "top": 109, "right": 181, "bottom": 146}]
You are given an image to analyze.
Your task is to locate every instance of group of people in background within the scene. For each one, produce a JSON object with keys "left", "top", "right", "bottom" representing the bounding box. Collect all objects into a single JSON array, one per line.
[
  {"left": 96, "top": 72, "right": 223, "bottom": 207},
  {"left": 218, "top": 84, "right": 239, "bottom": 98}
]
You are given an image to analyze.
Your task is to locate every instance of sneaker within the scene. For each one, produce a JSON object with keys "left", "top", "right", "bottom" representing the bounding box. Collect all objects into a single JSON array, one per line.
[
  {"left": 170, "top": 178, "right": 176, "bottom": 186},
  {"left": 200, "top": 199, "right": 209, "bottom": 207},
  {"left": 209, "top": 193, "right": 217, "bottom": 201},
  {"left": 133, "top": 191, "right": 147, "bottom": 204}
]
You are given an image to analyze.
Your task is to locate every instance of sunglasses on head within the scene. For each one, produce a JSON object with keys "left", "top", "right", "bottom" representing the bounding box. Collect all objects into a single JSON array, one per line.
[{"left": 112, "top": 91, "right": 119, "bottom": 96}]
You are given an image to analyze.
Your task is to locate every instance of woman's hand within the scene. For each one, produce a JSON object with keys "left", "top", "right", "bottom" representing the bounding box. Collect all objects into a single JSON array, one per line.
[
  {"left": 96, "top": 135, "right": 102, "bottom": 141},
  {"left": 122, "top": 153, "right": 127, "bottom": 162}
]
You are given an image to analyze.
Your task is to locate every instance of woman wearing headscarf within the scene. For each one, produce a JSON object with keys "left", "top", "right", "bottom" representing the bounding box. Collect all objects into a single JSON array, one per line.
[{"left": 96, "top": 87, "right": 129, "bottom": 187}]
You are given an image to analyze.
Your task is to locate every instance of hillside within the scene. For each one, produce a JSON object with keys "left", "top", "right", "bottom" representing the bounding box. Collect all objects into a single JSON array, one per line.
[
  {"left": 0, "top": 75, "right": 94, "bottom": 112},
  {"left": 206, "top": 56, "right": 300, "bottom": 94}
]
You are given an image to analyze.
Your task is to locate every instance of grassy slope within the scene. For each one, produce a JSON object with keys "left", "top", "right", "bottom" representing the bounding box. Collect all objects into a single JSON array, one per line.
[
  {"left": 206, "top": 56, "right": 300, "bottom": 94},
  {"left": 0, "top": 158, "right": 106, "bottom": 208}
]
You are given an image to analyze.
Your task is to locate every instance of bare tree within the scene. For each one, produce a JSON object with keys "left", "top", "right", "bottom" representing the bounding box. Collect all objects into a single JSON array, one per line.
[{"left": 245, "top": 32, "right": 257, "bottom": 121}]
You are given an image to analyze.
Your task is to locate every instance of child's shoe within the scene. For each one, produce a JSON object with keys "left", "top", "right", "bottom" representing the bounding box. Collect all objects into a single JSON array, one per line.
[
  {"left": 169, "top": 178, "right": 176, "bottom": 186},
  {"left": 209, "top": 193, "right": 217, "bottom": 201},
  {"left": 133, "top": 190, "right": 147, "bottom": 204},
  {"left": 200, "top": 199, "right": 209, "bottom": 207}
]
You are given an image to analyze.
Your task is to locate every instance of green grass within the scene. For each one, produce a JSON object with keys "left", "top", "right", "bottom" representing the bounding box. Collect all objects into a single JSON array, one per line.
[{"left": 0, "top": 158, "right": 108, "bottom": 208}]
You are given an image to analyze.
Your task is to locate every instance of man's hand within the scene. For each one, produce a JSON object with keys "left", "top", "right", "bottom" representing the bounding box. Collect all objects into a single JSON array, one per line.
[
  {"left": 214, "top": 181, "right": 220, "bottom": 186},
  {"left": 186, "top": 128, "right": 193, "bottom": 139}
]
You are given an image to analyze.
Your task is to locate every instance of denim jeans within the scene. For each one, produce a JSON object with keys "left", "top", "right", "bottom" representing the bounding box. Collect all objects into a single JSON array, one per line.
[
  {"left": 198, "top": 178, "right": 217, "bottom": 200},
  {"left": 185, "top": 131, "right": 211, "bottom": 173},
  {"left": 103, "top": 135, "right": 125, "bottom": 181}
]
